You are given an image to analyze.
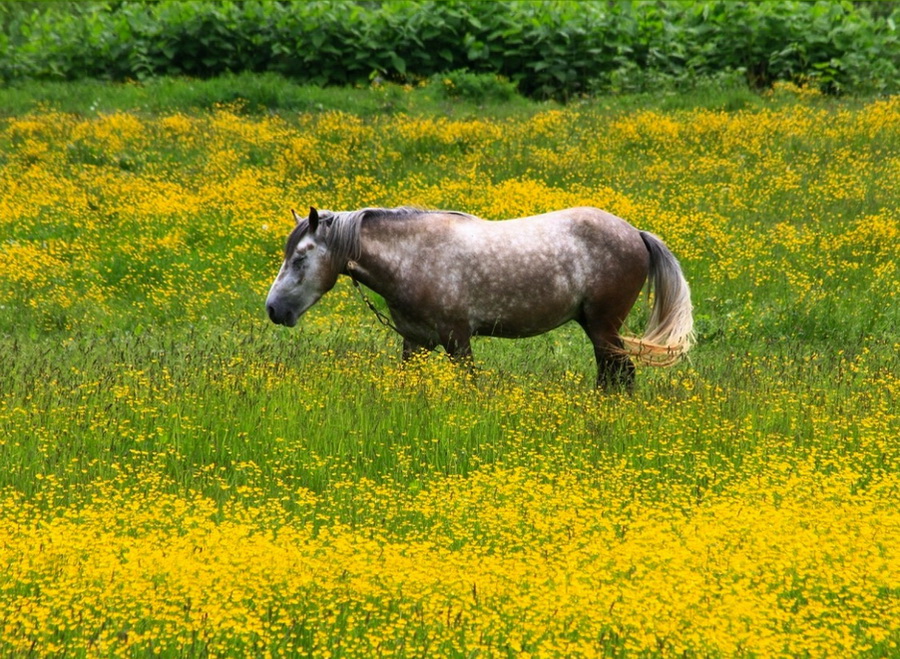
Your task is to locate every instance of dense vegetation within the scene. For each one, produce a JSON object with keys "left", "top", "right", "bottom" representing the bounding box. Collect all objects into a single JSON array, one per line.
[
  {"left": 1, "top": 0, "right": 898, "bottom": 99},
  {"left": 0, "top": 75, "right": 898, "bottom": 654}
]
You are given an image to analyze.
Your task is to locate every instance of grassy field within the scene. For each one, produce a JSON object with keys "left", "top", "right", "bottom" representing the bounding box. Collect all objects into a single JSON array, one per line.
[{"left": 0, "top": 78, "right": 898, "bottom": 656}]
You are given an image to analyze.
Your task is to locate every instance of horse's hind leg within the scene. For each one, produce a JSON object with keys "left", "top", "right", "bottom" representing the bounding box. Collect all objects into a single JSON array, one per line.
[
  {"left": 579, "top": 318, "right": 636, "bottom": 391},
  {"left": 594, "top": 339, "right": 636, "bottom": 391}
]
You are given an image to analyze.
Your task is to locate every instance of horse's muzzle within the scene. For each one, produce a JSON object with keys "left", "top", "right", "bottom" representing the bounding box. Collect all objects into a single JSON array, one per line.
[{"left": 267, "top": 303, "right": 297, "bottom": 327}]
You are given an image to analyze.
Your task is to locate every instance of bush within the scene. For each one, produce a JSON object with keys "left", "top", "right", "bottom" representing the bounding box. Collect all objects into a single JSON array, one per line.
[
  {"left": 0, "top": 1, "right": 897, "bottom": 99},
  {"left": 429, "top": 70, "right": 518, "bottom": 103}
]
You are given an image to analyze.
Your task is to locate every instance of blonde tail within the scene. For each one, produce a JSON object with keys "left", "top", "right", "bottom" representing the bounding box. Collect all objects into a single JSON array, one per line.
[{"left": 620, "top": 231, "right": 694, "bottom": 366}]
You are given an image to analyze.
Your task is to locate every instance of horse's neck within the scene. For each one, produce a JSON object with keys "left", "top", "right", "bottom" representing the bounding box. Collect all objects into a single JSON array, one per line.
[{"left": 345, "top": 219, "right": 416, "bottom": 295}]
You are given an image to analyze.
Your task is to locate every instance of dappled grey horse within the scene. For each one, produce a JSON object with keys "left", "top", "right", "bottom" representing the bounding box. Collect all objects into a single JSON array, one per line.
[{"left": 266, "top": 207, "right": 693, "bottom": 388}]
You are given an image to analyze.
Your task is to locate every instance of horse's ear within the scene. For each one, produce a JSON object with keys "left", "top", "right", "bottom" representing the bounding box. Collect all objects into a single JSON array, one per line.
[
  {"left": 309, "top": 206, "right": 319, "bottom": 233},
  {"left": 291, "top": 208, "right": 303, "bottom": 225}
]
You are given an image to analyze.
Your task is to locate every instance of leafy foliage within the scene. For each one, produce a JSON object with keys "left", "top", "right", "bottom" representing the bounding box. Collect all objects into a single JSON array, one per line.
[
  {"left": 0, "top": 0, "right": 897, "bottom": 99},
  {"left": 427, "top": 70, "right": 518, "bottom": 102}
]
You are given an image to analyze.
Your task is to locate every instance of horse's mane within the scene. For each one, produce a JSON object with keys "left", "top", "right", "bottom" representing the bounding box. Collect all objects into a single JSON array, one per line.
[{"left": 285, "top": 206, "right": 474, "bottom": 265}]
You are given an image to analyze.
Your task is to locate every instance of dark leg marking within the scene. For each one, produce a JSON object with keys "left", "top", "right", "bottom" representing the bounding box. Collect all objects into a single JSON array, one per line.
[
  {"left": 593, "top": 340, "right": 636, "bottom": 392},
  {"left": 402, "top": 338, "right": 433, "bottom": 361},
  {"left": 439, "top": 325, "right": 474, "bottom": 370},
  {"left": 579, "top": 315, "right": 636, "bottom": 392}
]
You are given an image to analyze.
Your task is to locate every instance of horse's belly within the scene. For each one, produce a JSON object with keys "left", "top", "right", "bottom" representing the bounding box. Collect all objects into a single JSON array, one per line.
[{"left": 469, "top": 297, "right": 579, "bottom": 338}]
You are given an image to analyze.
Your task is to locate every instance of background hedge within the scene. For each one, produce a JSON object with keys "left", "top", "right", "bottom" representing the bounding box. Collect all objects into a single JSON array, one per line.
[{"left": 1, "top": 1, "right": 898, "bottom": 99}]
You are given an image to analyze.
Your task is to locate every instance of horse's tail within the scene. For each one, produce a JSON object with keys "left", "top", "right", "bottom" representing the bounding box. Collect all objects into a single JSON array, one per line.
[{"left": 619, "top": 231, "right": 694, "bottom": 367}]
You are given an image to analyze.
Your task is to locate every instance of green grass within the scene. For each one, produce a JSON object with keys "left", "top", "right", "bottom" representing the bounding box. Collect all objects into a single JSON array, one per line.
[
  {"left": 0, "top": 76, "right": 897, "bottom": 656},
  {"left": 0, "top": 71, "right": 544, "bottom": 118},
  {"left": 1, "top": 69, "right": 855, "bottom": 119}
]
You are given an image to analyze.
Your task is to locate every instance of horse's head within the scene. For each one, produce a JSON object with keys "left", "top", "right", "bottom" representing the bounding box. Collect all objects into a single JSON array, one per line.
[{"left": 266, "top": 207, "right": 340, "bottom": 327}]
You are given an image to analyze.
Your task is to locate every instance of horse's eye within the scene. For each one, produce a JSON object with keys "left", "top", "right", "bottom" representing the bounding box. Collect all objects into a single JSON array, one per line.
[{"left": 291, "top": 254, "right": 307, "bottom": 271}]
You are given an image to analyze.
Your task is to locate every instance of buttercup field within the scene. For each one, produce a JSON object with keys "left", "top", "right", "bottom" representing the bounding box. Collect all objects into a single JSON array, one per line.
[{"left": 0, "top": 80, "right": 898, "bottom": 656}]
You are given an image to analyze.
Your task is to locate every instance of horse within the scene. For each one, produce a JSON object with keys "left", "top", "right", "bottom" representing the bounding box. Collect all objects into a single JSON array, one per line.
[{"left": 266, "top": 206, "right": 694, "bottom": 388}]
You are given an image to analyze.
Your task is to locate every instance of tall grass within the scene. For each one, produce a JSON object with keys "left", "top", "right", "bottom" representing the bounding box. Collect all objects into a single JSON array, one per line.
[{"left": 0, "top": 80, "right": 897, "bottom": 656}]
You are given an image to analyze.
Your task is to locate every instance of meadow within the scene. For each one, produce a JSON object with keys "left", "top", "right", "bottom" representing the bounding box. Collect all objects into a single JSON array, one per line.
[{"left": 0, "top": 79, "right": 898, "bottom": 656}]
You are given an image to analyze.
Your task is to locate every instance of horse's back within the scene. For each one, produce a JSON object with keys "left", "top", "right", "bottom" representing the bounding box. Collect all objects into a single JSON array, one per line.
[
  {"left": 422, "top": 207, "right": 649, "bottom": 337},
  {"left": 512, "top": 206, "right": 643, "bottom": 245},
  {"left": 450, "top": 206, "right": 647, "bottom": 270}
]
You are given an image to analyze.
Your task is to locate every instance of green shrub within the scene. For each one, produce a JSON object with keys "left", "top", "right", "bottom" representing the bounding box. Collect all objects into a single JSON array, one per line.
[
  {"left": 429, "top": 70, "right": 518, "bottom": 103},
  {"left": 0, "top": 1, "right": 897, "bottom": 99}
]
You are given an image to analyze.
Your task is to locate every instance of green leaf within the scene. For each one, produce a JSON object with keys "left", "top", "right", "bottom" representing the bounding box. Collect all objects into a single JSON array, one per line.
[{"left": 389, "top": 52, "right": 406, "bottom": 75}]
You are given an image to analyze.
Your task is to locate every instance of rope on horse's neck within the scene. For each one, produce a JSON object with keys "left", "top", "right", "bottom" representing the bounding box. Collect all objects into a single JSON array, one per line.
[{"left": 347, "top": 262, "right": 403, "bottom": 336}]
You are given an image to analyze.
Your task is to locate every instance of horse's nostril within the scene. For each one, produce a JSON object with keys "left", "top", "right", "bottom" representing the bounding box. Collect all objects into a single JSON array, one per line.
[{"left": 267, "top": 304, "right": 277, "bottom": 322}]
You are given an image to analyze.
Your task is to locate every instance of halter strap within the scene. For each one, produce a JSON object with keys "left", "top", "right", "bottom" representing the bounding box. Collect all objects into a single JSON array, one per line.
[{"left": 346, "top": 261, "right": 403, "bottom": 336}]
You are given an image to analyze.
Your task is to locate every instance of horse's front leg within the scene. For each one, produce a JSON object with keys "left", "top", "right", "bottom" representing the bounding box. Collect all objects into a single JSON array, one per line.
[
  {"left": 402, "top": 337, "right": 434, "bottom": 361},
  {"left": 439, "top": 325, "right": 473, "bottom": 365}
]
